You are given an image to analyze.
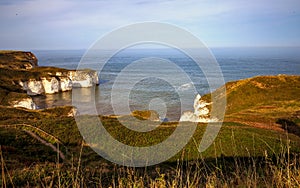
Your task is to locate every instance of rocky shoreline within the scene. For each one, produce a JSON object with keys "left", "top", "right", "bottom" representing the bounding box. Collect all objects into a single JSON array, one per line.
[
  {"left": 0, "top": 51, "right": 99, "bottom": 111},
  {"left": 0, "top": 50, "right": 214, "bottom": 121}
]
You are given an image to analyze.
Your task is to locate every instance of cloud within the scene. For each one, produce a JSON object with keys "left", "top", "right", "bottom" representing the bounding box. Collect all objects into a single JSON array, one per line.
[{"left": 0, "top": 0, "right": 300, "bottom": 49}]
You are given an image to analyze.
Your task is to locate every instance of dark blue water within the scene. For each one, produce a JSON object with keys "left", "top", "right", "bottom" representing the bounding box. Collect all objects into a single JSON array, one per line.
[{"left": 32, "top": 47, "right": 300, "bottom": 120}]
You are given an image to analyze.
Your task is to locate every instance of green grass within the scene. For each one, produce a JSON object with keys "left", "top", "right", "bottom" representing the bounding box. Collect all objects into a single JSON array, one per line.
[
  {"left": 1, "top": 107, "right": 299, "bottom": 161},
  {"left": 1, "top": 115, "right": 300, "bottom": 187},
  {"left": 0, "top": 74, "right": 300, "bottom": 187},
  {"left": 202, "top": 75, "right": 300, "bottom": 126}
]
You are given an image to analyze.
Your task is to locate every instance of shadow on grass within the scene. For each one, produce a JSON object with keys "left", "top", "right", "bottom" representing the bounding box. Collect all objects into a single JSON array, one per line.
[
  {"left": 2, "top": 146, "right": 300, "bottom": 187},
  {"left": 277, "top": 118, "right": 300, "bottom": 137}
]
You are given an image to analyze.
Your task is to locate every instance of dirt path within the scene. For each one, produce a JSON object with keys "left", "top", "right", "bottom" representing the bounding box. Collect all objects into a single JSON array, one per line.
[{"left": 23, "top": 129, "right": 65, "bottom": 160}]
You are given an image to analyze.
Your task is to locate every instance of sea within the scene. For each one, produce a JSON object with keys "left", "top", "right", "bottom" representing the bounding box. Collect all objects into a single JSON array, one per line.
[{"left": 32, "top": 47, "right": 300, "bottom": 121}]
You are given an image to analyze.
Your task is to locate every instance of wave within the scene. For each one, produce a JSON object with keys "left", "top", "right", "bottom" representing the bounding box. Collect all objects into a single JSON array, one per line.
[{"left": 177, "top": 82, "right": 194, "bottom": 91}]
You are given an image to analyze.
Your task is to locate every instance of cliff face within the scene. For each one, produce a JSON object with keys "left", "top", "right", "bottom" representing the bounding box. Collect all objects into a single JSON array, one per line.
[
  {"left": 0, "top": 51, "right": 99, "bottom": 110},
  {"left": 19, "top": 77, "right": 70, "bottom": 95},
  {"left": 68, "top": 70, "right": 99, "bottom": 88},
  {"left": 18, "top": 70, "right": 98, "bottom": 95},
  {"left": 180, "top": 94, "right": 215, "bottom": 122}
]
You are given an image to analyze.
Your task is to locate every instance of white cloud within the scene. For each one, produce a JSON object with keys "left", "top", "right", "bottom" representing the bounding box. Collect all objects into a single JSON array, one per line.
[{"left": 0, "top": 0, "right": 300, "bottom": 49}]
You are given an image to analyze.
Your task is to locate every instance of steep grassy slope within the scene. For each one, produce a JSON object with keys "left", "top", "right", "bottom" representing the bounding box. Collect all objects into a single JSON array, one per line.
[
  {"left": 224, "top": 75, "right": 299, "bottom": 114},
  {"left": 203, "top": 75, "right": 300, "bottom": 129}
]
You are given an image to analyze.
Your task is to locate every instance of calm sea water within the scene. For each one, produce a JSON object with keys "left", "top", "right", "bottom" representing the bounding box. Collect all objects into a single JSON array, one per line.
[{"left": 32, "top": 47, "right": 300, "bottom": 121}]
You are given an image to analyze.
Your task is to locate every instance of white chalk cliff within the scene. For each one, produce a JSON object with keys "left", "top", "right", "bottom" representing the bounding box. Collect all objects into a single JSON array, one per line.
[
  {"left": 11, "top": 97, "right": 37, "bottom": 110},
  {"left": 0, "top": 51, "right": 99, "bottom": 111},
  {"left": 68, "top": 70, "right": 99, "bottom": 88},
  {"left": 19, "top": 70, "right": 98, "bottom": 95},
  {"left": 180, "top": 94, "right": 217, "bottom": 122}
]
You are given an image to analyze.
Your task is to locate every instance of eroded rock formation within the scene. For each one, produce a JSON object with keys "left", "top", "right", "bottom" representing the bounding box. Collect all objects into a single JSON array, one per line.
[
  {"left": 11, "top": 97, "right": 37, "bottom": 110},
  {"left": 18, "top": 70, "right": 98, "bottom": 95},
  {"left": 0, "top": 51, "right": 99, "bottom": 110},
  {"left": 180, "top": 94, "right": 217, "bottom": 122}
]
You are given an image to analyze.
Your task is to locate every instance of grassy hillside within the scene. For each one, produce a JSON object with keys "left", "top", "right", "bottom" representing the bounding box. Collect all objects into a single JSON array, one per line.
[
  {"left": 1, "top": 74, "right": 300, "bottom": 187},
  {"left": 203, "top": 75, "right": 300, "bottom": 132},
  {"left": 224, "top": 75, "right": 299, "bottom": 114},
  {"left": 1, "top": 107, "right": 300, "bottom": 187}
]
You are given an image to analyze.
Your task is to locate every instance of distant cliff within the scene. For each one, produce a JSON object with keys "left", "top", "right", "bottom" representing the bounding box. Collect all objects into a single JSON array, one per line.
[{"left": 0, "top": 51, "right": 99, "bottom": 110}]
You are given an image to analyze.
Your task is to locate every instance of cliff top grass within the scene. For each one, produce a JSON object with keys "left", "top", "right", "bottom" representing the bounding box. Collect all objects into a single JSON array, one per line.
[
  {"left": 0, "top": 50, "right": 38, "bottom": 70},
  {"left": 2, "top": 114, "right": 300, "bottom": 187},
  {"left": 202, "top": 75, "right": 300, "bottom": 125},
  {"left": 0, "top": 92, "right": 29, "bottom": 106},
  {"left": 0, "top": 67, "right": 41, "bottom": 92}
]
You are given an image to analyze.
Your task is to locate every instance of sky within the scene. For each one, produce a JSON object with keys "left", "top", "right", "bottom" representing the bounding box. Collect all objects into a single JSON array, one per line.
[{"left": 0, "top": 0, "right": 300, "bottom": 50}]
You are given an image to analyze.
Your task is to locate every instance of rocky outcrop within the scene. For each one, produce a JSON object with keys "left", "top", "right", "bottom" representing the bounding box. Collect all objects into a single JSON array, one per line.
[
  {"left": 12, "top": 97, "right": 37, "bottom": 110},
  {"left": 0, "top": 51, "right": 99, "bottom": 96},
  {"left": 68, "top": 70, "right": 99, "bottom": 88},
  {"left": 0, "top": 51, "right": 99, "bottom": 110},
  {"left": 0, "top": 51, "right": 37, "bottom": 70},
  {"left": 19, "top": 79, "right": 44, "bottom": 95},
  {"left": 180, "top": 94, "right": 217, "bottom": 122},
  {"left": 19, "top": 77, "right": 72, "bottom": 95},
  {"left": 1, "top": 92, "right": 37, "bottom": 110},
  {"left": 60, "top": 77, "right": 73, "bottom": 91},
  {"left": 67, "top": 107, "right": 78, "bottom": 117},
  {"left": 18, "top": 69, "right": 98, "bottom": 95}
]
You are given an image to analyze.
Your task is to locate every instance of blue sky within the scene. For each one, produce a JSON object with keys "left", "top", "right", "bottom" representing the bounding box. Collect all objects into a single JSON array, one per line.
[{"left": 0, "top": 0, "right": 300, "bottom": 50}]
